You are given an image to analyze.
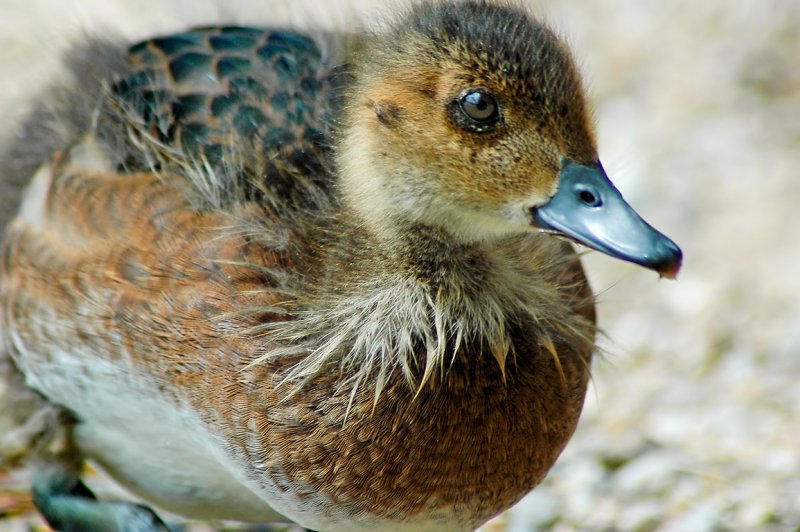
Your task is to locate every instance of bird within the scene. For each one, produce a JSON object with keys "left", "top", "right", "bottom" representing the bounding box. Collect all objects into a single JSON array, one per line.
[{"left": 0, "top": 1, "right": 682, "bottom": 531}]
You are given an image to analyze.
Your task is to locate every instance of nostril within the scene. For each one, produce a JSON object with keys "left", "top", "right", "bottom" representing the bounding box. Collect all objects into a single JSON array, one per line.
[{"left": 577, "top": 188, "right": 602, "bottom": 208}]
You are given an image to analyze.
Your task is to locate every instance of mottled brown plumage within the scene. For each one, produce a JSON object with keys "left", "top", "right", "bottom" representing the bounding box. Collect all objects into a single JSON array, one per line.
[{"left": 0, "top": 2, "right": 680, "bottom": 531}]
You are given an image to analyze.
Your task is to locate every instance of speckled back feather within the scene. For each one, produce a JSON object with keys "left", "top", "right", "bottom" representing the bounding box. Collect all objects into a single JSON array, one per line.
[{"left": 114, "top": 27, "right": 347, "bottom": 210}]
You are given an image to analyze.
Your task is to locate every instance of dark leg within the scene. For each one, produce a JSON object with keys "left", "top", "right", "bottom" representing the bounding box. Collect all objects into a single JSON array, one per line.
[
  {"left": 1, "top": 353, "right": 169, "bottom": 531},
  {"left": 33, "top": 462, "right": 169, "bottom": 532},
  {"left": 31, "top": 458, "right": 169, "bottom": 532},
  {"left": 27, "top": 416, "right": 169, "bottom": 532}
]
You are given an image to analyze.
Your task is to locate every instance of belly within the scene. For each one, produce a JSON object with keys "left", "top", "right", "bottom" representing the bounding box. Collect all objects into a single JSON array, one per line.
[
  {"left": 17, "top": 350, "right": 470, "bottom": 531},
  {"left": 21, "top": 349, "right": 282, "bottom": 523}
]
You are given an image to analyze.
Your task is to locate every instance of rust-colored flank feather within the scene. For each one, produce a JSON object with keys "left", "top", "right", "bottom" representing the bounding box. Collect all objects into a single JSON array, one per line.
[{"left": 0, "top": 1, "right": 679, "bottom": 531}]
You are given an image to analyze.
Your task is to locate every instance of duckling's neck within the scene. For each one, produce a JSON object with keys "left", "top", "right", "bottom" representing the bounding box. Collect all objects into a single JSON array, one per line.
[
  {"left": 261, "top": 190, "right": 590, "bottom": 400},
  {"left": 372, "top": 220, "right": 493, "bottom": 290}
]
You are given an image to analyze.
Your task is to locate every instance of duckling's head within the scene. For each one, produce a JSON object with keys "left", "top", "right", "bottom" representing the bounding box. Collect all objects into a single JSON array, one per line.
[{"left": 338, "top": 0, "right": 681, "bottom": 276}]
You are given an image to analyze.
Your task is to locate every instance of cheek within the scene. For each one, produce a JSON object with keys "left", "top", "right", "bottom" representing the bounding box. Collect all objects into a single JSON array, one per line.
[
  {"left": 432, "top": 145, "right": 518, "bottom": 206},
  {"left": 444, "top": 137, "right": 559, "bottom": 207},
  {"left": 495, "top": 132, "right": 561, "bottom": 200}
]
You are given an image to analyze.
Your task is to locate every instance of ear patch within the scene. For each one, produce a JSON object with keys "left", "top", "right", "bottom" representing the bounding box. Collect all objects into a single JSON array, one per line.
[{"left": 375, "top": 101, "right": 404, "bottom": 127}]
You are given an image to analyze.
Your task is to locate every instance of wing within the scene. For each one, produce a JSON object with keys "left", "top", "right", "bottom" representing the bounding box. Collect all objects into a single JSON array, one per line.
[
  {"left": 112, "top": 27, "right": 347, "bottom": 208},
  {"left": 0, "top": 146, "right": 296, "bottom": 519},
  {"left": 0, "top": 27, "right": 338, "bottom": 412}
]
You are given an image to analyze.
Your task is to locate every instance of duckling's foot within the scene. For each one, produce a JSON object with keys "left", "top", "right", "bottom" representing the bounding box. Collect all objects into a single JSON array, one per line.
[{"left": 32, "top": 460, "right": 169, "bottom": 532}]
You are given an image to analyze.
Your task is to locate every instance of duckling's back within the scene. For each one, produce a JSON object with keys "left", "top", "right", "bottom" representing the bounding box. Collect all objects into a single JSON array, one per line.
[
  {"left": 1, "top": 27, "right": 346, "bottom": 230},
  {"left": 117, "top": 28, "right": 347, "bottom": 206}
]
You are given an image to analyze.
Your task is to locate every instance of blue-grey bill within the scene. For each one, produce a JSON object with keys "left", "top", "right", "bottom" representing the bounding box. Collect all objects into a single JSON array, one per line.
[{"left": 532, "top": 160, "right": 682, "bottom": 278}]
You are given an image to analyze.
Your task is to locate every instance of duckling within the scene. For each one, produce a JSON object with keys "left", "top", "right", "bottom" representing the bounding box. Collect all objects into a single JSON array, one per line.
[{"left": 0, "top": 1, "right": 681, "bottom": 531}]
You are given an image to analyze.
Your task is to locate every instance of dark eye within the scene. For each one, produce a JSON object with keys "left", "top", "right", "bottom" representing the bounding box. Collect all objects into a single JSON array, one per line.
[{"left": 459, "top": 90, "right": 499, "bottom": 123}]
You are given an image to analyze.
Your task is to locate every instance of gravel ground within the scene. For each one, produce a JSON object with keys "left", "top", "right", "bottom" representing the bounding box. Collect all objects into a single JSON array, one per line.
[{"left": 1, "top": 0, "right": 798, "bottom": 530}]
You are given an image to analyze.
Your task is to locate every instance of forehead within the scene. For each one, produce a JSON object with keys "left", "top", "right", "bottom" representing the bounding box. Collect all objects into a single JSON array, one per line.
[
  {"left": 381, "top": 1, "right": 597, "bottom": 162},
  {"left": 403, "top": 3, "right": 585, "bottom": 111},
  {"left": 405, "top": 3, "right": 575, "bottom": 78}
]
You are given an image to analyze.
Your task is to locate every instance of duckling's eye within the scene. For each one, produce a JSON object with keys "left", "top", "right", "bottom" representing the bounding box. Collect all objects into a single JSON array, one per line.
[{"left": 459, "top": 90, "right": 499, "bottom": 123}]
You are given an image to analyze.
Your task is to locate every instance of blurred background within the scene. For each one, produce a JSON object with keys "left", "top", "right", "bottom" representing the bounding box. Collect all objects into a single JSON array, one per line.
[{"left": 1, "top": 0, "right": 798, "bottom": 530}]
